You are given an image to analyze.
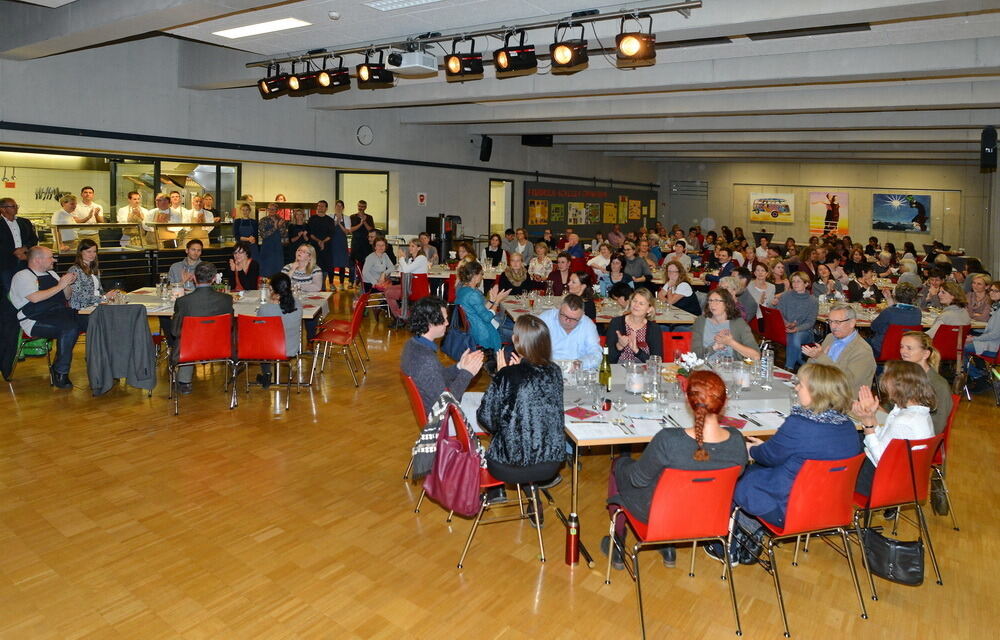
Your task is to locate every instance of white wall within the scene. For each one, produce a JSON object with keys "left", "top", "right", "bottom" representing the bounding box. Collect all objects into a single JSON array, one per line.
[
  {"left": 0, "top": 36, "right": 660, "bottom": 239},
  {"left": 658, "top": 161, "right": 991, "bottom": 261}
]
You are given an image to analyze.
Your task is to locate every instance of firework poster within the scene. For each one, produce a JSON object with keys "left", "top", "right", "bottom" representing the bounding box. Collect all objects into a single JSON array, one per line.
[
  {"left": 750, "top": 193, "right": 794, "bottom": 223},
  {"left": 527, "top": 200, "right": 548, "bottom": 225},
  {"left": 872, "top": 194, "right": 931, "bottom": 233},
  {"left": 809, "top": 192, "right": 849, "bottom": 235}
]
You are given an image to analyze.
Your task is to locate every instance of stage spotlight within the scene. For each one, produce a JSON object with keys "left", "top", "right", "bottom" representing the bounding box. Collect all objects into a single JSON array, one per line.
[
  {"left": 356, "top": 50, "right": 395, "bottom": 89},
  {"left": 310, "top": 56, "right": 351, "bottom": 95},
  {"left": 550, "top": 22, "right": 588, "bottom": 75},
  {"left": 615, "top": 14, "right": 655, "bottom": 68},
  {"left": 444, "top": 37, "right": 483, "bottom": 82},
  {"left": 257, "top": 64, "right": 290, "bottom": 99},
  {"left": 493, "top": 30, "right": 537, "bottom": 79}
]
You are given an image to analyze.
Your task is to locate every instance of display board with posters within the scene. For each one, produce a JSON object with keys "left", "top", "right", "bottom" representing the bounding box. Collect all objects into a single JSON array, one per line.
[
  {"left": 523, "top": 181, "right": 656, "bottom": 238},
  {"left": 749, "top": 193, "right": 794, "bottom": 223},
  {"left": 808, "top": 191, "right": 849, "bottom": 235}
]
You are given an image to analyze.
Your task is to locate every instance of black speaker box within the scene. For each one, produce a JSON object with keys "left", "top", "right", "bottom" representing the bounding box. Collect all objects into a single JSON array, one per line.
[
  {"left": 521, "top": 134, "right": 553, "bottom": 147},
  {"left": 479, "top": 135, "right": 493, "bottom": 162},
  {"left": 982, "top": 125, "right": 997, "bottom": 170}
]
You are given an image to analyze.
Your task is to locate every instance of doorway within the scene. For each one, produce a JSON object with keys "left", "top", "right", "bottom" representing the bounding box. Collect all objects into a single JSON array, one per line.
[{"left": 489, "top": 179, "right": 513, "bottom": 234}]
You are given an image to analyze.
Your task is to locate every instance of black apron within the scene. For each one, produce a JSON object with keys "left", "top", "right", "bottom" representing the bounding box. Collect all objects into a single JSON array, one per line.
[{"left": 18, "top": 270, "right": 68, "bottom": 320}]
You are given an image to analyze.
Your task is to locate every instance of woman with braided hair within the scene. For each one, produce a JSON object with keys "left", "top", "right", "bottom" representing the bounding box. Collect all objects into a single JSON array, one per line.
[{"left": 601, "top": 370, "right": 748, "bottom": 570}]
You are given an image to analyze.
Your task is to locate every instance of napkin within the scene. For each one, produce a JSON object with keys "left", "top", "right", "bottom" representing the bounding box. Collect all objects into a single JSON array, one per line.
[
  {"left": 719, "top": 416, "right": 747, "bottom": 429},
  {"left": 307, "top": 296, "right": 324, "bottom": 300},
  {"left": 773, "top": 371, "right": 793, "bottom": 380},
  {"left": 565, "top": 407, "right": 600, "bottom": 420}
]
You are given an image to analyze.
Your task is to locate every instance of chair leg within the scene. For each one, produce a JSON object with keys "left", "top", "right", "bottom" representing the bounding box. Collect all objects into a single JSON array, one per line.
[
  {"left": 767, "top": 539, "right": 792, "bottom": 638},
  {"left": 915, "top": 504, "right": 943, "bottom": 585},
  {"left": 352, "top": 341, "right": 367, "bottom": 374},
  {"left": 402, "top": 455, "right": 414, "bottom": 480},
  {"left": 688, "top": 541, "right": 697, "bottom": 577},
  {"left": 343, "top": 348, "right": 359, "bottom": 387},
  {"left": 934, "top": 467, "right": 960, "bottom": 531},
  {"left": 529, "top": 486, "right": 545, "bottom": 563},
  {"left": 853, "top": 513, "right": 879, "bottom": 601},
  {"left": 285, "top": 360, "right": 292, "bottom": 410},
  {"left": 721, "top": 536, "right": 742, "bottom": 637},
  {"left": 604, "top": 513, "right": 618, "bottom": 585},
  {"left": 414, "top": 488, "right": 427, "bottom": 513},
  {"left": 229, "top": 364, "right": 240, "bottom": 409},
  {"left": 633, "top": 545, "right": 647, "bottom": 640},
  {"left": 457, "top": 497, "right": 488, "bottom": 569},
  {"left": 357, "top": 336, "right": 370, "bottom": 361},
  {"left": 840, "top": 528, "right": 868, "bottom": 621}
]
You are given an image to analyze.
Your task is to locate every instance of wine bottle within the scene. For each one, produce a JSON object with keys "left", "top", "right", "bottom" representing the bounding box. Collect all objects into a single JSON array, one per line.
[{"left": 598, "top": 346, "right": 612, "bottom": 391}]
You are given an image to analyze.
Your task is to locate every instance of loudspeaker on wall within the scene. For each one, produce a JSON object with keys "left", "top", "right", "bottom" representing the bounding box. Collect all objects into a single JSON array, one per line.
[
  {"left": 479, "top": 135, "right": 493, "bottom": 162},
  {"left": 982, "top": 125, "right": 997, "bottom": 170}
]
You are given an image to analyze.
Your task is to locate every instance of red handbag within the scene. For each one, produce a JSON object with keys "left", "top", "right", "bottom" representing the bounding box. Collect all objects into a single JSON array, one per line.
[{"left": 422, "top": 409, "right": 483, "bottom": 517}]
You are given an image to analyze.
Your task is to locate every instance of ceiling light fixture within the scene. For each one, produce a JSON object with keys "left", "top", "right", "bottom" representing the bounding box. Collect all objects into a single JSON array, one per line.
[
  {"left": 616, "top": 14, "right": 656, "bottom": 69},
  {"left": 444, "top": 37, "right": 483, "bottom": 83},
  {"left": 550, "top": 22, "right": 588, "bottom": 75},
  {"left": 356, "top": 51, "right": 395, "bottom": 89},
  {"left": 493, "top": 30, "right": 537, "bottom": 79},
  {"left": 257, "top": 63, "right": 290, "bottom": 99},
  {"left": 364, "top": 0, "right": 445, "bottom": 11},
  {"left": 214, "top": 17, "right": 311, "bottom": 39},
  {"left": 289, "top": 56, "right": 351, "bottom": 96}
]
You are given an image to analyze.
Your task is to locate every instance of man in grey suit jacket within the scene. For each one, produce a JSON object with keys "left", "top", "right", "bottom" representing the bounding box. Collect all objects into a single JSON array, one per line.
[
  {"left": 171, "top": 261, "right": 233, "bottom": 392},
  {"left": 802, "top": 303, "right": 876, "bottom": 398}
]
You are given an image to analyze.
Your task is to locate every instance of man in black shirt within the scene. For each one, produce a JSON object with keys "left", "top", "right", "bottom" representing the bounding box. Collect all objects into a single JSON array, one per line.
[{"left": 348, "top": 200, "right": 374, "bottom": 284}]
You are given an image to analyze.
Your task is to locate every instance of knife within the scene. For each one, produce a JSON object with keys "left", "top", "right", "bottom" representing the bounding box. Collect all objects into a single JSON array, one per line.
[
  {"left": 739, "top": 412, "right": 762, "bottom": 427},
  {"left": 665, "top": 414, "right": 681, "bottom": 428}
]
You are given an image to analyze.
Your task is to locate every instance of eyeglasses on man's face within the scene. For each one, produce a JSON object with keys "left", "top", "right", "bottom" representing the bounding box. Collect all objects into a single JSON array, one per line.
[{"left": 559, "top": 312, "right": 583, "bottom": 324}]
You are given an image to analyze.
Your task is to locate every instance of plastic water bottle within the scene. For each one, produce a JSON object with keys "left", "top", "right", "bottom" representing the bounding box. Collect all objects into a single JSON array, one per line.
[{"left": 761, "top": 345, "right": 774, "bottom": 382}]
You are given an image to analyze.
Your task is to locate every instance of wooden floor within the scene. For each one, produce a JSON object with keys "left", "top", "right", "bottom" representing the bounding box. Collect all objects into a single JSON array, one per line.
[{"left": 2, "top": 289, "right": 998, "bottom": 639}]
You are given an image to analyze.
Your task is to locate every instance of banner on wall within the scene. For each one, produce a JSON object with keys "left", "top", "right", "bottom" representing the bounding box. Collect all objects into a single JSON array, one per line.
[
  {"left": 808, "top": 191, "right": 849, "bottom": 235},
  {"left": 749, "top": 192, "right": 794, "bottom": 223},
  {"left": 872, "top": 193, "right": 931, "bottom": 233}
]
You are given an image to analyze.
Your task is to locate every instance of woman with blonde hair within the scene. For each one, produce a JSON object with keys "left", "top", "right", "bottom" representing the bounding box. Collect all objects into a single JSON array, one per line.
[
  {"left": 605, "top": 288, "right": 662, "bottom": 363},
  {"left": 282, "top": 243, "right": 324, "bottom": 292},
  {"left": 528, "top": 241, "right": 553, "bottom": 281},
  {"left": 899, "top": 331, "right": 951, "bottom": 434},
  {"left": 604, "top": 370, "right": 748, "bottom": 569},
  {"left": 853, "top": 360, "right": 936, "bottom": 495}
]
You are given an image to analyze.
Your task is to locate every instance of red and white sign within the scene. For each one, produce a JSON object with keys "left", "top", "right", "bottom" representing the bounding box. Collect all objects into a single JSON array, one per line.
[{"left": 417, "top": 192, "right": 427, "bottom": 206}]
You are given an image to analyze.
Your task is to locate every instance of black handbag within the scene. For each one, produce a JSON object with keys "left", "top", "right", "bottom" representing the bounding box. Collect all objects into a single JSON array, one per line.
[
  {"left": 441, "top": 308, "right": 477, "bottom": 362},
  {"left": 861, "top": 440, "right": 925, "bottom": 586}
]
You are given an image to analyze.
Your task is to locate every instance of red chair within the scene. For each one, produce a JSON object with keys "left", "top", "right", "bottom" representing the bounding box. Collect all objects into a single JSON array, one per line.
[
  {"left": 930, "top": 395, "right": 961, "bottom": 531},
  {"left": 412, "top": 404, "right": 546, "bottom": 568},
  {"left": 661, "top": 331, "right": 692, "bottom": 362},
  {"left": 168, "top": 314, "right": 233, "bottom": 415},
  {"left": 853, "top": 436, "right": 944, "bottom": 600},
  {"left": 748, "top": 316, "right": 760, "bottom": 335},
  {"left": 747, "top": 454, "right": 868, "bottom": 637},
  {"left": 605, "top": 467, "right": 743, "bottom": 638},
  {"left": 318, "top": 293, "right": 371, "bottom": 366},
  {"left": 407, "top": 273, "right": 431, "bottom": 301},
  {"left": 599, "top": 334, "right": 607, "bottom": 348},
  {"left": 310, "top": 301, "right": 366, "bottom": 386},
  {"left": 760, "top": 305, "right": 787, "bottom": 347},
  {"left": 876, "top": 324, "right": 924, "bottom": 362},
  {"left": 401, "top": 371, "right": 428, "bottom": 479},
  {"left": 931, "top": 324, "right": 971, "bottom": 364},
  {"left": 231, "top": 315, "right": 295, "bottom": 410}
]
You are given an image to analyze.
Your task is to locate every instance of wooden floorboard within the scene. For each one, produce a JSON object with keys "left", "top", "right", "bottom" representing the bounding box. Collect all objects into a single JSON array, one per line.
[{"left": 2, "top": 289, "right": 997, "bottom": 638}]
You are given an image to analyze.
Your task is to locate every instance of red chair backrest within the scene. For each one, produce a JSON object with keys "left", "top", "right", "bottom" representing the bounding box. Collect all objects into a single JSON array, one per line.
[
  {"left": 932, "top": 394, "right": 961, "bottom": 466},
  {"left": 877, "top": 324, "right": 925, "bottom": 362},
  {"left": 866, "top": 435, "right": 942, "bottom": 509},
  {"left": 455, "top": 305, "right": 470, "bottom": 332},
  {"left": 599, "top": 334, "right": 607, "bottom": 348},
  {"left": 748, "top": 316, "right": 759, "bottom": 335},
  {"left": 782, "top": 454, "right": 866, "bottom": 533},
  {"left": 760, "top": 306, "right": 787, "bottom": 347},
  {"left": 661, "top": 331, "right": 693, "bottom": 362},
  {"left": 931, "top": 324, "right": 970, "bottom": 363},
  {"left": 644, "top": 466, "right": 742, "bottom": 541},
  {"left": 236, "top": 315, "right": 287, "bottom": 360},
  {"left": 400, "top": 371, "right": 428, "bottom": 428},
  {"left": 447, "top": 274, "right": 457, "bottom": 304},
  {"left": 570, "top": 257, "right": 588, "bottom": 273},
  {"left": 408, "top": 273, "right": 431, "bottom": 301},
  {"left": 177, "top": 314, "right": 233, "bottom": 364},
  {"left": 446, "top": 403, "right": 473, "bottom": 452}
]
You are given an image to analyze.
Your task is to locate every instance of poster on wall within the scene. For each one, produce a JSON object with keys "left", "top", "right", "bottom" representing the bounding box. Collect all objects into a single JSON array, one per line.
[
  {"left": 585, "top": 203, "right": 601, "bottom": 224},
  {"left": 528, "top": 199, "right": 549, "bottom": 225},
  {"left": 749, "top": 193, "right": 795, "bottom": 223},
  {"left": 549, "top": 203, "right": 565, "bottom": 222},
  {"left": 628, "top": 199, "right": 642, "bottom": 220},
  {"left": 603, "top": 202, "right": 617, "bottom": 224},
  {"left": 808, "top": 192, "right": 849, "bottom": 235},
  {"left": 872, "top": 194, "right": 930, "bottom": 233},
  {"left": 567, "top": 202, "right": 586, "bottom": 226},
  {"left": 618, "top": 196, "right": 628, "bottom": 223}
]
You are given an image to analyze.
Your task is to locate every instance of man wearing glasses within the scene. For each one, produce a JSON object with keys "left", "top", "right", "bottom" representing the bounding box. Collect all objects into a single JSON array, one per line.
[
  {"left": 0, "top": 198, "right": 38, "bottom": 299},
  {"left": 802, "top": 303, "right": 876, "bottom": 398},
  {"left": 538, "top": 294, "right": 603, "bottom": 370}
]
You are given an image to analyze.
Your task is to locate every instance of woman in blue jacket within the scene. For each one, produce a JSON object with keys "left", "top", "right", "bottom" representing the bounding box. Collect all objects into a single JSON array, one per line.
[
  {"left": 708, "top": 363, "right": 862, "bottom": 565},
  {"left": 455, "top": 260, "right": 512, "bottom": 351}
]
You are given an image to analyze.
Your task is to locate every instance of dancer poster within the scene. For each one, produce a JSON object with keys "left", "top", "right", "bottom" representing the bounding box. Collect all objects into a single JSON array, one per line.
[
  {"left": 872, "top": 194, "right": 931, "bottom": 233},
  {"left": 749, "top": 193, "right": 794, "bottom": 223},
  {"left": 809, "top": 192, "right": 849, "bottom": 235}
]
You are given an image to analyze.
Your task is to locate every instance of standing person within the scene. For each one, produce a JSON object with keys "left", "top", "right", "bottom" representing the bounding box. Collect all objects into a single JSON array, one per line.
[
  {"left": 776, "top": 271, "right": 818, "bottom": 371},
  {"left": 9, "top": 246, "right": 82, "bottom": 389},
  {"left": 116, "top": 191, "right": 150, "bottom": 226},
  {"left": 606, "top": 288, "right": 663, "bottom": 364},
  {"left": 690, "top": 288, "right": 760, "bottom": 361},
  {"left": 802, "top": 303, "right": 876, "bottom": 397},
  {"left": 603, "top": 370, "right": 749, "bottom": 569},
  {"left": 286, "top": 209, "right": 311, "bottom": 258},
  {"left": 899, "top": 331, "right": 952, "bottom": 434},
  {"left": 852, "top": 361, "right": 935, "bottom": 496},
  {"left": 258, "top": 202, "right": 287, "bottom": 278},
  {"left": 66, "top": 239, "right": 106, "bottom": 312},
  {"left": 477, "top": 314, "right": 566, "bottom": 523},
  {"left": 328, "top": 200, "right": 351, "bottom": 289},
  {"left": 168, "top": 239, "right": 203, "bottom": 285},
  {"left": 201, "top": 193, "right": 216, "bottom": 219},
  {"left": 170, "top": 262, "right": 234, "bottom": 395},
  {"left": 50, "top": 194, "right": 86, "bottom": 249},
  {"left": 401, "top": 295, "right": 484, "bottom": 411},
  {"left": 0, "top": 198, "right": 38, "bottom": 299},
  {"left": 348, "top": 200, "right": 375, "bottom": 283},
  {"left": 226, "top": 241, "right": 260, "bottom": 292},
  {"left": 150, "top": 193, "right": 173, "bottom": 223},
  {"left": 307, "top": 200, "right": 336, "bottom": 289},
  {"left": 231, "top": 202, "right": 259, "bottom": 261},
  {"left": 76, "top": 186, "right": 105, "bottom": 223},
  {"left": 168, "top": 191, "right": 187, "bottom": 221}
]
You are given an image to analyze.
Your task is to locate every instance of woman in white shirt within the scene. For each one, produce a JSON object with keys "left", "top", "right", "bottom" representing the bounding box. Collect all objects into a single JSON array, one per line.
[
  {"left": 587, "top": 242, "right": 612, "bottom": 275},
  {"left": 755, "top": 236, "right": 771, "bottom": 261},
  {"left": 852, "top": 360, "right": 935, "bottom": 496},
  {"left": 528, "top": 241, "right": 553, "bottom": 282},
  {"left": 384, "top": 238, "right": 429, "bottom": 321}
]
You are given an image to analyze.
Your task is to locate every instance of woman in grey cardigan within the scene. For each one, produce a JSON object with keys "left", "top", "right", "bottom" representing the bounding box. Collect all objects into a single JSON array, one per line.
[{"left": 691, "top": 288, "right": 760, "bottom": 361}]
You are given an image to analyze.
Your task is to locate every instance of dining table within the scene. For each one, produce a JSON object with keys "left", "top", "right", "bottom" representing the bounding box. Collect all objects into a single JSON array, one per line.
[
  {"left": 504, "top": 295, "right": 698, "bottom": 326},
  {"left": 816, "top": 301, "right": 987, "bottom": 330},
  {"left": 81, "top": 287, "right": 333, "bottom": 320}
]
